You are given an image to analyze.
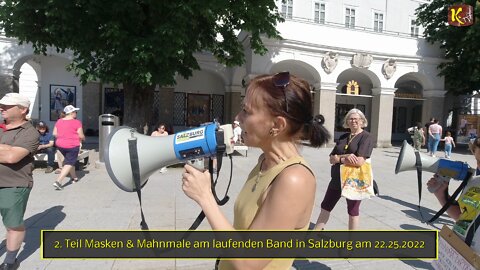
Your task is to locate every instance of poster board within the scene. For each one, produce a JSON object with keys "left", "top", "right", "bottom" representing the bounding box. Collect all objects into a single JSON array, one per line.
[
  {"left": 457, "top": 115, "right": 479, "bottom": 144},
  {"left": 432, "top": 225, "right": 480, "bottom": 270},
  {"left": 187, "top": 93, "right": 210, "bottom": 126},
  {"left": 49, "top": 84, "right": 76, "bottom": 121}
]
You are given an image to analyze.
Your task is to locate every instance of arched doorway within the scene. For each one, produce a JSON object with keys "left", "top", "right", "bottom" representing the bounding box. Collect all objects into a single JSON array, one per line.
[
  {"left": 335, "top": 68, "right": 375, "bottom": 139},
  {"left": 392, "top": 74, "right": 425, "bottom": 142}
]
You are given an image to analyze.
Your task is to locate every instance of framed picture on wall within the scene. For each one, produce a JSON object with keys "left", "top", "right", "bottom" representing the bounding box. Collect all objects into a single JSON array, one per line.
[
  {"left": 187, "top": 93, "right": 210, "bottom": 126},
  {"left": 50, "top": 84, "right": 76, "bottom": 121}
]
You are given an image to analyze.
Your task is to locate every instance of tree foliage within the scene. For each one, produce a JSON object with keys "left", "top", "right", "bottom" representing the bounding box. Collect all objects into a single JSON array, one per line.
[
  {"left": 416, "top": 0, "right": 480, "bottom": 95},
  {"left": 0, "top": 0, "right": 283, "bottom": 129}
]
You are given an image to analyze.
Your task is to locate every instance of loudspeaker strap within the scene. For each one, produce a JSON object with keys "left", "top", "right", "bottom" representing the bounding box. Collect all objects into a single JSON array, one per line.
[
  {"left": 208, "top": 157, "right": 230, "bottom": 206},
  {"left": 189, "top": 154, "right": 233, "bottom": 230},
  {"left": 128, "top": 138, "right": 149, "bottom": 230},
  {"left": 414, "top": 151, "right": 425, "bottom": 221}
]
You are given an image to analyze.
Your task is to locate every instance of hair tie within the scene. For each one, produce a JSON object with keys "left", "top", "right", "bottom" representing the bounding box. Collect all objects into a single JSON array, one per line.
[
  {"left": 312, "top": 115, "right": 325, "bottom": 125},
  {"left": 305, "top": 116, "right": 313, "bottom": 125}
]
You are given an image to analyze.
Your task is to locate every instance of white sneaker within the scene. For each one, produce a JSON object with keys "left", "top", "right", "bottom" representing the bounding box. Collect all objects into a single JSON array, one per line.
[{"left": 53, "top": 181, "right": 63, "bottom": 190}]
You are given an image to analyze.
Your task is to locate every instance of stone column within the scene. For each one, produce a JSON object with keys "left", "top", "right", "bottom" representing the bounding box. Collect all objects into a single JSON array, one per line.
[
  {"left": 224, "top": 85, "right": 243, "bottom": 123},
  {"left": 11, "top": 69, "right": 20, "bottom": 93},
  {"left": 314, "top": 82, "right": 337, "bottom": 146},
  {"left": 371, "top": 87, "right": 396, "bottom": 147},
  {"left": 157, "top": 87, "right": 175, "bottom": 126},
  {"left": 82, "top": 82, "right": 102, "bottom": 133},
  {"left": 422, "top": 89, "right": 446, "bottom": 126}
]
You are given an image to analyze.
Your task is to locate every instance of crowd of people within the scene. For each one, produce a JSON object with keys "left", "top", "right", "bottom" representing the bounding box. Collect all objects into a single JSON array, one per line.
[
  {"left": 1, "top": 72, "right": 478, "bottom": 269},
  {"left": 408, "top": 117, "right": 457, "bottom": 159}
]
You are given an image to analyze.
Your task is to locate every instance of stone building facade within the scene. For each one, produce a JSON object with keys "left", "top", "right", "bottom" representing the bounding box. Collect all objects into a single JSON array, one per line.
[{"left": 0, "top": 0, "right": 450, "bottom": 147}]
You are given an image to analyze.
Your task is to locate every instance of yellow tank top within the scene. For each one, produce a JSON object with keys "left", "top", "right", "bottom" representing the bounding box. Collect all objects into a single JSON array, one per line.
[{"left": 218, "top": 155, "right": 313, "bottom": 270}]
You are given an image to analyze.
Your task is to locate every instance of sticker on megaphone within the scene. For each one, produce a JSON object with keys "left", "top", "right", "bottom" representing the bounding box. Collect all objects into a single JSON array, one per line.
[
  {"left": 428, "top": 160, "right": 472, "bottom": 193},
  {"left": 436, "top": 159, "right": 470, "bottom": 180}
]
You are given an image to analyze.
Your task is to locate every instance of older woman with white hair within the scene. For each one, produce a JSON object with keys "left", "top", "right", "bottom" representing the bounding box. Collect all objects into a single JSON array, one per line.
[{"left": 314, "top": 108, "right": 373, "bottom": 230}]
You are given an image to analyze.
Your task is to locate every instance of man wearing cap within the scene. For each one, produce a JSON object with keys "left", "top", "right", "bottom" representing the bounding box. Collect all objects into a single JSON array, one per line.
[
  {"left": 233, "top": 120, "right": 242, "bottom": 144},
  {"left": 36, "top": 121, "right": 56, "bottom": 173},
  {"left": 0, "top": 93, "right": 39, "bottom": 270}
]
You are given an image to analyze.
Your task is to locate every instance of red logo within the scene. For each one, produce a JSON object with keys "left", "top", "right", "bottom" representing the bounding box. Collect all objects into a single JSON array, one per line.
[{"left": 448, "top": 4, "right": 474, "bottom": 26}]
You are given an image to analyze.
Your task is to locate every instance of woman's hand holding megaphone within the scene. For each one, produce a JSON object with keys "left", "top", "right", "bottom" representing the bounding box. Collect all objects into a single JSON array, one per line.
[
  {"left": 427, "top": 174, "right": 450, "bottom": 196},
  {"left": 182, "top": 164, "right": 213, "bottom": 205}
]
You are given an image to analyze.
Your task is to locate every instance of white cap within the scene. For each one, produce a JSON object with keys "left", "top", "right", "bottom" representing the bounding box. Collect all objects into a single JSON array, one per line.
[
  {"left": 234, "top": 120, "right": 240, "bottom": 125},
  {"left": 0, "top": 93, "right": 31, "bottom": 108},
  {"left": 64, "top": 105, "right": 80, "bottom": 114}
]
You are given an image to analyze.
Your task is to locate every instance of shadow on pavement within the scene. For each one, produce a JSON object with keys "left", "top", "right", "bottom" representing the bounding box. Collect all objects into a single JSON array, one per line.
[
  {"left": 378, "top": 195, "right": 453, "bottom": 227},
  {"left": 398, "top": 224, "right": 435, "bottom": 269},
  {"left": 0, "top": 205, "right": 66, "bottom": 262},
  {"left": 400, "top": 259, "right": 434, "bottom": 270},
  {"left": 292, "top": 259, "right": 332, "bottom": 270}
]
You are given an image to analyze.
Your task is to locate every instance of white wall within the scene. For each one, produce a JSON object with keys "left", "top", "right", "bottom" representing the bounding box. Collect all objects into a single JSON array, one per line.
[
  {"left": 286, "top": 0, "right": 425, "bottom": 35},
  {"left": 175, "top": 70, "right": 225, "bottom": 94}
]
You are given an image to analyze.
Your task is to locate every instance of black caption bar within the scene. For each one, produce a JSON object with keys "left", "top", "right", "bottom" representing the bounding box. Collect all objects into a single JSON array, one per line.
[{"left": 42, "top": 230, "right": 437, "bottom": 259}]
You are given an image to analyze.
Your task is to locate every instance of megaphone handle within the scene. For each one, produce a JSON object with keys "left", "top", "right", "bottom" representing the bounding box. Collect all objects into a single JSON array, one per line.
[
  {"left": 427, "top": 175, "right": 450, "bottom": 193},
  {"left": 189, "top": 155, "right": 233, "bottom": 231}
]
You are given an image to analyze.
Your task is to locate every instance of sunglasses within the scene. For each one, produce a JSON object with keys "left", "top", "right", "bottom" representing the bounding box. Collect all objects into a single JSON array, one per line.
[{"left": 272, "top": 71, "right": 290, "bottom": 113}]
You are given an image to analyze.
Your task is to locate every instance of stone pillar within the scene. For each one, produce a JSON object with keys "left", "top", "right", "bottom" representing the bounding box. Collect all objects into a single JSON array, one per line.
[
  {"left": 422, "top": 89, "right": 446, "bottom": 126},
  {"left": 314, "top": 82, "right": 337, "bottom": 146},
  {"left": 224, "top": 86, "right": 243, "bottom": 123},
  {"left": 157, "top": 87, "right": 175, "bottom": 126},
  {"left": 11, "top": 69, "right": 20, "bottom": 93},
  {"left": 371, "top": 87, "right": 396, "bottom": 147},
  {"left": 82, "top": 82, "right": 102, "bottom": 134}
]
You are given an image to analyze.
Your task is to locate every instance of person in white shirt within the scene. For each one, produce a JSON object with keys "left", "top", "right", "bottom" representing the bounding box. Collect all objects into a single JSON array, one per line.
[
  {"left": 233, "top": 120, "right": 242, "bottom": 144},
  {"left": 428, "top": 119, "right": 442, "bottom": 157}
]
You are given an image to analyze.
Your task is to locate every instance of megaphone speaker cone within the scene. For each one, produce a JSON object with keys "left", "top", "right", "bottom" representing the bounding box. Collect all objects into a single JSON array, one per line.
[
  {"left": 105, "top": 126, "right": 176, "bottom": 192},
  {"left": 395, "top": 141, "right": 414, "bottom": 174},
  {"left": 395, "top": 140, "right": 440, "bottom": 174}
]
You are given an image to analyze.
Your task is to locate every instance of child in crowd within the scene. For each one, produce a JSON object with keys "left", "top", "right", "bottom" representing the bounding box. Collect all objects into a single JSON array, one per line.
[{"left": 441, "top": 131, "right": 456, "bottom": 159}]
